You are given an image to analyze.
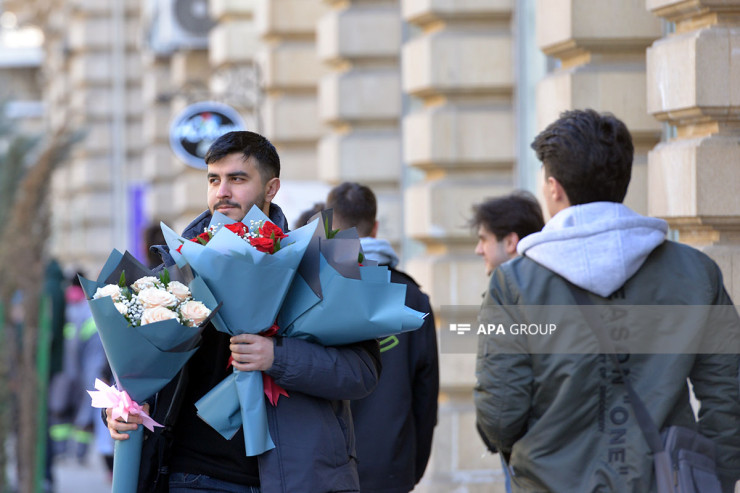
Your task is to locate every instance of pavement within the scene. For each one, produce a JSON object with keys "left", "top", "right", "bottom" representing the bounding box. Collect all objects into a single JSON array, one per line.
[{"left": 51, "top": 453, "right": 111, "bottom": 493}]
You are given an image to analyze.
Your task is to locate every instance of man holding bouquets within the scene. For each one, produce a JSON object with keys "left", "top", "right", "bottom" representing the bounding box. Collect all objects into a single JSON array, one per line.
[{"left": 107, "top": 131, "right": 381, "bottom": 493}]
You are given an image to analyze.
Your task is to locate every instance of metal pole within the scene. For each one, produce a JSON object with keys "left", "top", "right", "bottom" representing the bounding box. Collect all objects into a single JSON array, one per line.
[{"left": 111, "top": 0, "right": 128, "bottom": 247}]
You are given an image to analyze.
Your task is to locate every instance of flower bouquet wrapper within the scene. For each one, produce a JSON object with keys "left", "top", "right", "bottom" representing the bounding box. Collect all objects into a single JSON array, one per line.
[
  {"left": 80, "top": 250, "right": 220, "bottom": 493},
  {"left": 161, "top": 206, "right": 319, "bottom": 457},
  {"left": 277, "top": 209, "right": 425, "bottom": 345},
  {"left": 279, "top": 254, "right": 426, "bottom": 346}
]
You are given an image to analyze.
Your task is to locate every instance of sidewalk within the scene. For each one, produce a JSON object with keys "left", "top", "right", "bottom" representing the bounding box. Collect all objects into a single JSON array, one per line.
[{"left": 51, "top": 453, "right": 111, "bottom": 493}]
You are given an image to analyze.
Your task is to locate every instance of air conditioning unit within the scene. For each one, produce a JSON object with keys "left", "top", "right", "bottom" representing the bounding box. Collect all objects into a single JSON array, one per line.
[{"left": 148, "top": 0, "right": 214, "bottom": 55}]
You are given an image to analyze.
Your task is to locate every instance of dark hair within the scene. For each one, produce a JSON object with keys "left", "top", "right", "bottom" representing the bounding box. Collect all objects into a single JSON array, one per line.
[
  {"left": 204, "top": 131, "right": 280, "bottom": 182},
  {"left": 531, "top": 109, "right": 633, "bottom": 205},
  {"left": 326, "top": 182, "right": 376, "bottom": 237},
  {"left": 471, "top": 191, "right": 545, "bottom": 241},
  {"left": 295, "top": 202, "right": 325, "bottom": 228}
]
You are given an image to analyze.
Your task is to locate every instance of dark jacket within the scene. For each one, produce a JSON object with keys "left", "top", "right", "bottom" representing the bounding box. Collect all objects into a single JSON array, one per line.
[
  {"left": 139, "top": 205, "right": 382, "bottom": 493},
  {"left": 350, "top": 268, "right": 439, "bottom": 493},
  {"left": 474, "top": 203, "right": 740, "bottom": 493}
]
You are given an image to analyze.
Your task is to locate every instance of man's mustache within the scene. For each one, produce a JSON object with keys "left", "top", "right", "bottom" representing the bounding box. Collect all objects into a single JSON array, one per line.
[{"left": 213, "top": 200, "right": 240, "bottom": 209}]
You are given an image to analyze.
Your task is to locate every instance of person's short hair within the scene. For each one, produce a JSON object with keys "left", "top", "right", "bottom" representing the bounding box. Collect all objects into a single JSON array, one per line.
[
  {"left": 531, "top": 108, "right": 633, "bottom": 205},
  {"left": 326, "top": 182, "right": 376, "bottom": 237},
  {"left": 295, "top": 202, "right": 325, "bottom": 228},
  {"left": 471, "top": 191, "right": 545, "bottom": 241},
  {"left": 204, "top": 131, "right": 280, "bottom": 182}
]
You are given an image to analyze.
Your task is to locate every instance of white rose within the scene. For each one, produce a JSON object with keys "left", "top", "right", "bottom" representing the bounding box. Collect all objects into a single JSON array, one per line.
[
  {"left": 167, "top": 281, "right": 191, "bottom": 302},
  {"left": 114, "top": 302, "right": 128, "bottom": 316},
  {"left": 140, "top": 306, "right": 178, "bottom": 325},
  {"left": 93, "top": 284, "right": 122, "bottom": 301},
  {"left": 132, "top": 276, "right": 160, "bottom": 293},
  {"left": 179, "top": 300, "right": 211, "bottom": 327},
  {"left": 137, "top": 287, "right": 178, "bottom": 309}
]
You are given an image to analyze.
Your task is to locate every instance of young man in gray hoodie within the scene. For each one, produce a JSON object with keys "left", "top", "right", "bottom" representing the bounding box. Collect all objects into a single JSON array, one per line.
[{"left": 474, "top": 109, "right": 740, "bottom": 492}]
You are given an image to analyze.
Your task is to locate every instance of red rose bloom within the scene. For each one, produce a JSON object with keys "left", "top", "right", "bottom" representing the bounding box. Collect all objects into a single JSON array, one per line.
[
  {"left": 225, "top": 222, "right": 247, "bottom": 237},
  {"left": 259, "top": 222, "right": 287, "bottom": 240},
  {"left": 193, "top": 231, "right": 212, "bottom": 245},
  {"left": 249, "top": 236, "right": 276, "bottom": 253}
]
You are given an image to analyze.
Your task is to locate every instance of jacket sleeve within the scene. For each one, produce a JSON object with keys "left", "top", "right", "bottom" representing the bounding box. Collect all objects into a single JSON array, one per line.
[
  {"left": 411, "top": 302, "right": 439, "bottom": 484},
  {"left": 689, "top": 275, "right": 740, "bottom": 492},
  {"left": 474, "top": 267, "right": 533, "bottom": 458},
  {"left": 267, "top": 336, "right": 381, "bottom": 401}
]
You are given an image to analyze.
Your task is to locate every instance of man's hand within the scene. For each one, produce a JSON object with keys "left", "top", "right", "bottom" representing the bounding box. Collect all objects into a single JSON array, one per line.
[
  {"left": 107, "top": 403, "right": 149, "bottom": 441},
  {"left": 230, "top": 333, "right": 275, "bottom": 371}
]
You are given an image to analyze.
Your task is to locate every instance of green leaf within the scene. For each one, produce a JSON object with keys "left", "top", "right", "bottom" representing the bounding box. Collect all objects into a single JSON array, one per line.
[
  {"left": 160, "top": 268, "right": 170, "bottom": 285},
  {"left": 118, "top": 271, "right": 126, "bottom": 288},
  {"left": 358, "top": 252, "right": 364, "bottom": 264}
]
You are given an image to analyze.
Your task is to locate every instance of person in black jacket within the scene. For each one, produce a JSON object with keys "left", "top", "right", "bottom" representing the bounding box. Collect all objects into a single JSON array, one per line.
[
  {"left": 326, "top": 182, "right": 439, "bottom": 493},
  {"left": 107, "top": 132, "right": 381, "bottom": 493}
]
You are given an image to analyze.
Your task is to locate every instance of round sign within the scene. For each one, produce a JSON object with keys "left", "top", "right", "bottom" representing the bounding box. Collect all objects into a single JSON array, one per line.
[{"left": 169, "top": 101, "right": 246, "bottom": 169}]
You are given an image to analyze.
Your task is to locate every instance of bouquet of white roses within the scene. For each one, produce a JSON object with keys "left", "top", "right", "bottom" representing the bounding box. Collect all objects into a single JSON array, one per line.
[{"left": 92, "top": 270, "right": 212, "bottom": 328}]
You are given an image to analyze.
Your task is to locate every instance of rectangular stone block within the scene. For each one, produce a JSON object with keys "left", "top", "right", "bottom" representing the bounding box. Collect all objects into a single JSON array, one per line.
[
  {"left": 142, "top": 145, "right": 181, "bottom": 182},
  {"left": 317, "top": 5, "right": 401, "bottom": 62},
  {"left": 69, "top": 158, "right": 113, "bottom": 192},
  {"left": 403, "top": 0, "right": 513, "bottom": 23},
  {"left": 171, "top": 50, "right": 211, "bottom": 85},
  {"left": 67, "top": 14, "right": 140, "bottom": 51},
  {"left": 318, "top": 131, "right": 401, "bottom": 182},
  {"left": 142, "top": 106, "right": 173, "bottom": 145},
  {"left": 403, "top": 104, "right": 515, "bottom": 168},
  {"left": 173, "top": 169, "right": 209, "bottom": 221},
  {"left": 403, "top": 31, "right": 513, "bottom": 96},
  {"left": 259, "top": 43, "right": 325, "bottom": 89},
  {"left": 69, "top": 87, "right": 143, "bottom": 119},
  {"left": 141, "top": 63, "right": 172, "bottom": 104},
  {"left": 648, "top": 135, "right": 740, "bottom": 218},
  {"left": 404, "top": 180, "right": 513, "bottom": 241},
  {"left": 211, "top": 0, "right": 255, "bottom": 19},
  {"left": 406, "top": 255, "right": 488, "bottom": 308},
  {"left": 647, "top": 27, "right": 739, "bottom": 119},
  {"left": 537, "top": 0, "right": 661, "bottom": 55},
  {"left": 537, "top": 68, "right": 662, "bottom": 137},
  {"left": 270, "top": 146, "right": 318, "bottom": 181},
  {"left": 263, "top": 95, "right": 322, "bottom": 142},
  {"left": 255, "top": 0, "right": 326, "bottom": 36},
  {"left": 69, "top": 52, "right": 142, "bottom": 85},
  {"left": 209, "top": 21, "right": 260, "bottom": 67},
  {"left": 319, "top": 69, "right": 401, "bottom": 122}
]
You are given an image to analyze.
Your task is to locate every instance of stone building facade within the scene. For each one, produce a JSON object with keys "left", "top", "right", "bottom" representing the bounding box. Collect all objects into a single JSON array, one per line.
[{"left": 3, "top": 0, "right": 738, "bottom": 491}]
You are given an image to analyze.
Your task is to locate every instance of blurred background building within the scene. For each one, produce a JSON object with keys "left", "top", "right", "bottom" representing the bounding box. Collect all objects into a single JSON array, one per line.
[{"left": 1, "top": 0, "right": 739, "bottom": 491}]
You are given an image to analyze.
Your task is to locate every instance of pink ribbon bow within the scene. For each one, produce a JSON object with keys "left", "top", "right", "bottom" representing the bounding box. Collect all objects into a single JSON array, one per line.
[{"left": 87, "top": 378, "right": 162, "bottom": 432}]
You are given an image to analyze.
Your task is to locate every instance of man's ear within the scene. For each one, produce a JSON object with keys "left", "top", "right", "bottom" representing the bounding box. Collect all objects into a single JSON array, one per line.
[
  {"left": 546, "top": 176, "right": 571, "bottom": 210},
  {"left": 503, "top": 231, "right": 519, "bottom": 257},
  {"left": 264, "top": 177, "right": 280, "bottom": 203}
]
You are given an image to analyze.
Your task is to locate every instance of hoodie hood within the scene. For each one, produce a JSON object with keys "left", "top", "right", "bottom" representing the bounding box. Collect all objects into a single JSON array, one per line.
[
  {"left": 516, "top": 202, "right": 668, "bottom": 297},
  {"left": 360, "top": 237, "right": 399, "bottom": 268}
]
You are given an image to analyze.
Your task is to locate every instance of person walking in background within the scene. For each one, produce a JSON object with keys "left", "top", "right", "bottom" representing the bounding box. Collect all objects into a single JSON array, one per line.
[
  {"left": 326, "top": 182, "right": 439, "bottom": 493},
  {"left": 474, "top": 109, "right": 740, "bottom": 492},
  {"left": 471, "top": 191, "right": 544, "bottom": 277},
  {"left": 469, "top": 192, "right": 544, "bottom": 492}
]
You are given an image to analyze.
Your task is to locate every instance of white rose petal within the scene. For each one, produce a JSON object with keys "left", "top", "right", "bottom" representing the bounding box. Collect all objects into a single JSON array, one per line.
[
  {"left": 132, "top": 276, "right": 160, "bottom": 293},
  {"left": 179, "top": 300, "right": 211, "bottom": 327},
  {"left": 93, "top": 284, "right": 122, "bottom": 301},
  {"left": 167, "top": 281, "right": 191, "bottom": 302},
  {"left": 114, "top": 302, "right": 128, "bottom": 316},
  {"left": 137, "top": 287, "right": 178, "bottom": 309},
  {"left": 140, "top": 306, "right": 178, "bottom": 325}
]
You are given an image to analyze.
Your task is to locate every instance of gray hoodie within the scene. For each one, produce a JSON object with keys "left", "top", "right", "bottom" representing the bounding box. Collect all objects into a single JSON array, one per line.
[{"left": 517, "top": 202, "right": 668, "bottom": 297}]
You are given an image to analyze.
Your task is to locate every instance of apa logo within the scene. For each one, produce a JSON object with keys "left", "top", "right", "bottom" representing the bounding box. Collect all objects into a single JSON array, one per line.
[{"left": 449, "top": 323, "right": 471, "bottom": 335}]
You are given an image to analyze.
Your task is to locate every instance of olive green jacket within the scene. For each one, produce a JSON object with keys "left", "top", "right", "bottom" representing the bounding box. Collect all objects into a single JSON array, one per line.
[{"left": 475, "top": 234, "right": 740, "bottom": 492}]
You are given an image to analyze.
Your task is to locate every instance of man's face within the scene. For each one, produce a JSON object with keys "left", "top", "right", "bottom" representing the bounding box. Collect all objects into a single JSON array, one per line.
[
  {"left": 475, "top": 225, "right": 513, "bottom": 276},
  {"left": 207, "top": 153, "right": 267, "bottom": 221}
]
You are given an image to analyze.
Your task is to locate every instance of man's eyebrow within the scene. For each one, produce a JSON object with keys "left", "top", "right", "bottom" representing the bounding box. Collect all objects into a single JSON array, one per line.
[{"left": 207, "top": 171, "right": 249, "bottom": 179}]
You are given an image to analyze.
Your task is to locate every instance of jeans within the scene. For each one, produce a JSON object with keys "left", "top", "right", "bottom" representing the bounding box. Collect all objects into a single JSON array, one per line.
[{"left": 169, "top": 472, "right": 261, "bottom": 493}]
